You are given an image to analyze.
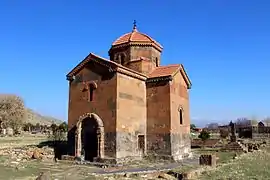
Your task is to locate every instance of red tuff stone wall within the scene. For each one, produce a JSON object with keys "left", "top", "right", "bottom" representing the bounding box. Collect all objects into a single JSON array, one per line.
[
  {"left": 116, "top": 73, "right": 147, "bottom": 159},
  {"left": 126, "top": 60, "right": 141, "bottom": 73},
  {"left": 130, "top": 46, "right": 161, "bottom": 67},
  {"left": 169, "top": 71, "right": 191, "bottom": 160},
  {"left": 141, "top": 60, "right": 155, "bottom": 74},
  {"left": 146, "top": 81, "right": 172, "bottom": 157},
  {"left": 109, "top": 46, "right": 130, "bottom": 64},
  {"left": 67, "top": 63, "right": 117, "bottom": 158},
  {"left": 127, "top": 60, "right": 155, "bottom": 75},
  {"left": 109, "top": 46, "right": 161, "bottom": 74},
  {"left": 145, "top": 71, "right": 191, "bottom": 160}
]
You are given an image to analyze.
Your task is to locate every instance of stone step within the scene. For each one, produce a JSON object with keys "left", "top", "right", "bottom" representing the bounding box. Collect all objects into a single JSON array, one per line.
[{"left": 223, "top": 141, "right": 247, "bottom": 152}]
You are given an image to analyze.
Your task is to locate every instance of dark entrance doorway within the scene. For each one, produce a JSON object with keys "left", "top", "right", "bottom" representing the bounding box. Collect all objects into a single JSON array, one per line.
[{"left": 81, "top": 117, "right": 98, "bottom": 161}]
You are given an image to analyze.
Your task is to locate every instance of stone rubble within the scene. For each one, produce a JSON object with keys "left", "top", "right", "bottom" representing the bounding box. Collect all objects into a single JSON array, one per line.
[
  {"left": 0, "top": 146, "right": 55, "bottom": 173},
  {"left": 0, "top": 146, "right": 54, "bottom": 161}
]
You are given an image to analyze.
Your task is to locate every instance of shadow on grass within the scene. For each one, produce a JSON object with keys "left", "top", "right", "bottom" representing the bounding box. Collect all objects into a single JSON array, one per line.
[
  {"left": 37, "top": 127, "right": 76, "bottom": 160},
  {"left": 38, "top": 140, "right": 69, "bottom": 160}
]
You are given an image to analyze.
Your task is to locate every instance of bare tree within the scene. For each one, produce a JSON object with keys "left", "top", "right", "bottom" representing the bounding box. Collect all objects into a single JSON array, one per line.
[
  {"left": 235, "top": 117, "right": 252, "bottom": 127},
  {"left": 220, "top": 129, "right": 229, "bottom": 139},
  {"left": 0, "top": 94, "right": 26, "bottom": 134},
  {"left": 263, "top": 117, "right": 270, "bottom": 126},
  {"left": 207, "top": 123, "right": 219, "bottom": 129},
  {"left": 23, "top": 123, "right": 33, "bottom": 132}
]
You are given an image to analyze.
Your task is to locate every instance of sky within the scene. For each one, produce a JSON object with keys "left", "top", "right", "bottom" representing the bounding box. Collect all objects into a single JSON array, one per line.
[{"left": 0, "top": 0, "right": 270, "bottom": 127}]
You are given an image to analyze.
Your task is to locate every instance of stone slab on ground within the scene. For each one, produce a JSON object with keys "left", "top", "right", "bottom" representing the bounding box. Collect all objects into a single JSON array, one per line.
[{"left": 91, "top": 157, "right": 199, "bottom": 175}]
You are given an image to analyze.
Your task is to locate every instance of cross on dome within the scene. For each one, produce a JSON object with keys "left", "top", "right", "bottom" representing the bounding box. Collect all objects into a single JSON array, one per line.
[{"left": 132, "top": 20, "right": 137, "bottom": 32}]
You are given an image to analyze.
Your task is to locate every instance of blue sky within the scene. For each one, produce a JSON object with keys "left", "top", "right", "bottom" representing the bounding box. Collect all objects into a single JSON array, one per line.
[{"left": 0, "top": 0, "right": 269, "bottom": 127}]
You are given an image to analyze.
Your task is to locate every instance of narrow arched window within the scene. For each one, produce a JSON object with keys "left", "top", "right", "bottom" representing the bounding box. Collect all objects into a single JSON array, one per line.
[
  {"left": 179, "top": 108, "right": 183, "bottom": 125},
  {"left": 89, "top": 85, "right": 94, "bottom": 101},
  {"left": 120, "top": 54, "right": 125, "bottom": 65},
  {"left": 86, "top": 82, "right": 97, "bottom": 102},
  {"left": 155, "top": 57, "right": 158, "bottom": 67},
  {"left": 114, "top": 54, "right": 119, "bottom": 62}
]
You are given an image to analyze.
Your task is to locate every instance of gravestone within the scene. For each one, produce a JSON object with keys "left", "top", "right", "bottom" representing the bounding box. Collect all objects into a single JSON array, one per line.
[
  {"left": 199, "top": 154, "right": 217, "bottom": 167},
  {"left": 229, "top": 121, "right": 237, "bottom": 142},
  {"left": 1, "top": 129, "right": 6, "bottom": 135},
  {"left": 6, "top": 127, "right": 13, "bottom": 136}
]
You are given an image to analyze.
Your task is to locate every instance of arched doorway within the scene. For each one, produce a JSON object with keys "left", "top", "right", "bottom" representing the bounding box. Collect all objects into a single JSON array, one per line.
[
  {"left": 75, "top": 113, "right": 104, "bottom": 161},
  {"left": 81, "top": 117, "right": 98, "bottom": 161}
]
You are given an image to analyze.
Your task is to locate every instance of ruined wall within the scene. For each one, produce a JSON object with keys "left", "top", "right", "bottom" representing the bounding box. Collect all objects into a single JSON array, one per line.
[
  {"left": 146, "top": 81, "right": 171, "bottom": 157},
  {"left": 169, "top": 72, "right": 191, "bottom": 160},
  {"left": 68, "top": 63, "right": 117, "bottom": 158},
  {"left": 116, "top": 74, "right": 147, "bottom": 159}
]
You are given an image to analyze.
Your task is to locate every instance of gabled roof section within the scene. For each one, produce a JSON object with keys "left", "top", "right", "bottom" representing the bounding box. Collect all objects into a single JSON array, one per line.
[
  {"left": 179, "top": 64, "right": 192, "bottom": 89},
  {"left": 148, "top": 65, "right": 180, "bottom": 78},
  {"left": 66, "top": 53, "right": 114, "bottom": 78},
  {"left": 66, "top": 53, "right": 147, "bottom": 81},
  {"left": 147, "top": 64, "right": 192, "bottom": 89}
]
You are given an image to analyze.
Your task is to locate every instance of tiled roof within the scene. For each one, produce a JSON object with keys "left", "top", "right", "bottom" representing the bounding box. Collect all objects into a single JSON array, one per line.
[
  {"left": 148, "top": 65, "right": 181, "bottom": 78},
  {"left": 148, "top": 64, "right": 192, "bottom": 89},
  {"left": 112, "top": 27, "right": 163, "bottom": 49},
  {"left": 66, "top": 53, "right": 147, "bottom": 81},
  {"left": 66, "top": 53, "right": 192, "bottom": 89}
]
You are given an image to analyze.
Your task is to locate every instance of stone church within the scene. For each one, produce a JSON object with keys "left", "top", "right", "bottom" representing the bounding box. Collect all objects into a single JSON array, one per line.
[{"left": 66, "top": 23, "right": 192, "bottom": 163}]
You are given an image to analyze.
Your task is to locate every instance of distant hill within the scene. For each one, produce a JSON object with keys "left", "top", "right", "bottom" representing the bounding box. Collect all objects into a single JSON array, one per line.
[
  {"left": 191, "top": 119, "right": 229, "bottom": 128},
  {"left": 25, "top": 108, "right": 63, "bottom": 125}
]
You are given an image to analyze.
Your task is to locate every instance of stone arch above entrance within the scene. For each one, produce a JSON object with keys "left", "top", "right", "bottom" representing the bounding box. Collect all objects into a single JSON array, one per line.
[
  {"left": 75, "top": 113, "right": 104, "bottom": 161},
  {"left": 77, "top": 113, "right": 104, "bottom": 128}
]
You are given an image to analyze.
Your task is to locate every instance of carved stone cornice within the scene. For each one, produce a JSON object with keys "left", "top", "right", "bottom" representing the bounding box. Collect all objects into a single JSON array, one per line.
[
  {"left": 109, "top": 41, "right": 162, "bottom": 53},
  {"left": 146, "top": 76, "right": 173, "bottom": 83}
]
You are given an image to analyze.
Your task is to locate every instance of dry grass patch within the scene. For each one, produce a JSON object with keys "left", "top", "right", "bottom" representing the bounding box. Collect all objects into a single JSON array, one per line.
[
  {"left": 192, "top": 148, "right": 237, "bottom": 164},
  {"left": 0, "top": 134, "right": 47, "bottom": 149},
  {"left": 0, "top": 155, "right": 100, "bottom": 180},
  {"left": 199, "top": 148, "right": 270, "bottom": 180}
]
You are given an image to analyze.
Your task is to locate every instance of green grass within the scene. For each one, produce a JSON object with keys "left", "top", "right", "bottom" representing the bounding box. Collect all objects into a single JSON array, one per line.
[
  {"left": 0, "top": 155, "right": 100, "bottom": 180},
  {"left": 0, "top": 134, "right": 48, "bottom": 149},
  {"left": 172, "top": 164, "right": 200, "bottom": 174},
  {"left": 193, "top": 148, "right": 237, "bottom": 164},
  {"left": 0, "top": 155, "right": 38, "bottom": 180},
  {"left": 1, "top": 135, "right": 270, "bottom": 180},
  {"left": 198, "top": 147, "right": 270, "bottom": 180},
  {"left": 0, "top": 165, "right": 39, "bottom": 180}
]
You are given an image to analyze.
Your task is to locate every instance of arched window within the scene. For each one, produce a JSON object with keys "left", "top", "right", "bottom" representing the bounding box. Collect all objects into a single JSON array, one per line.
[
  {"left": 82, "top": 82, "right": 97, "bottom": 102},
  {"left": 120, "top": 54, "right": 125, "bottom": 65},
  {"left": 89, "top": 85, "right": 94, "bottom": 101},
  {"left": 155, "top": 57, "right": 159, "bottom": 67},
  {"left": 114, "top": 54, "right": 119, "bottom": 62},
  {"left": 179, "top": 108, "right": 183, "bottom": 125}
]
